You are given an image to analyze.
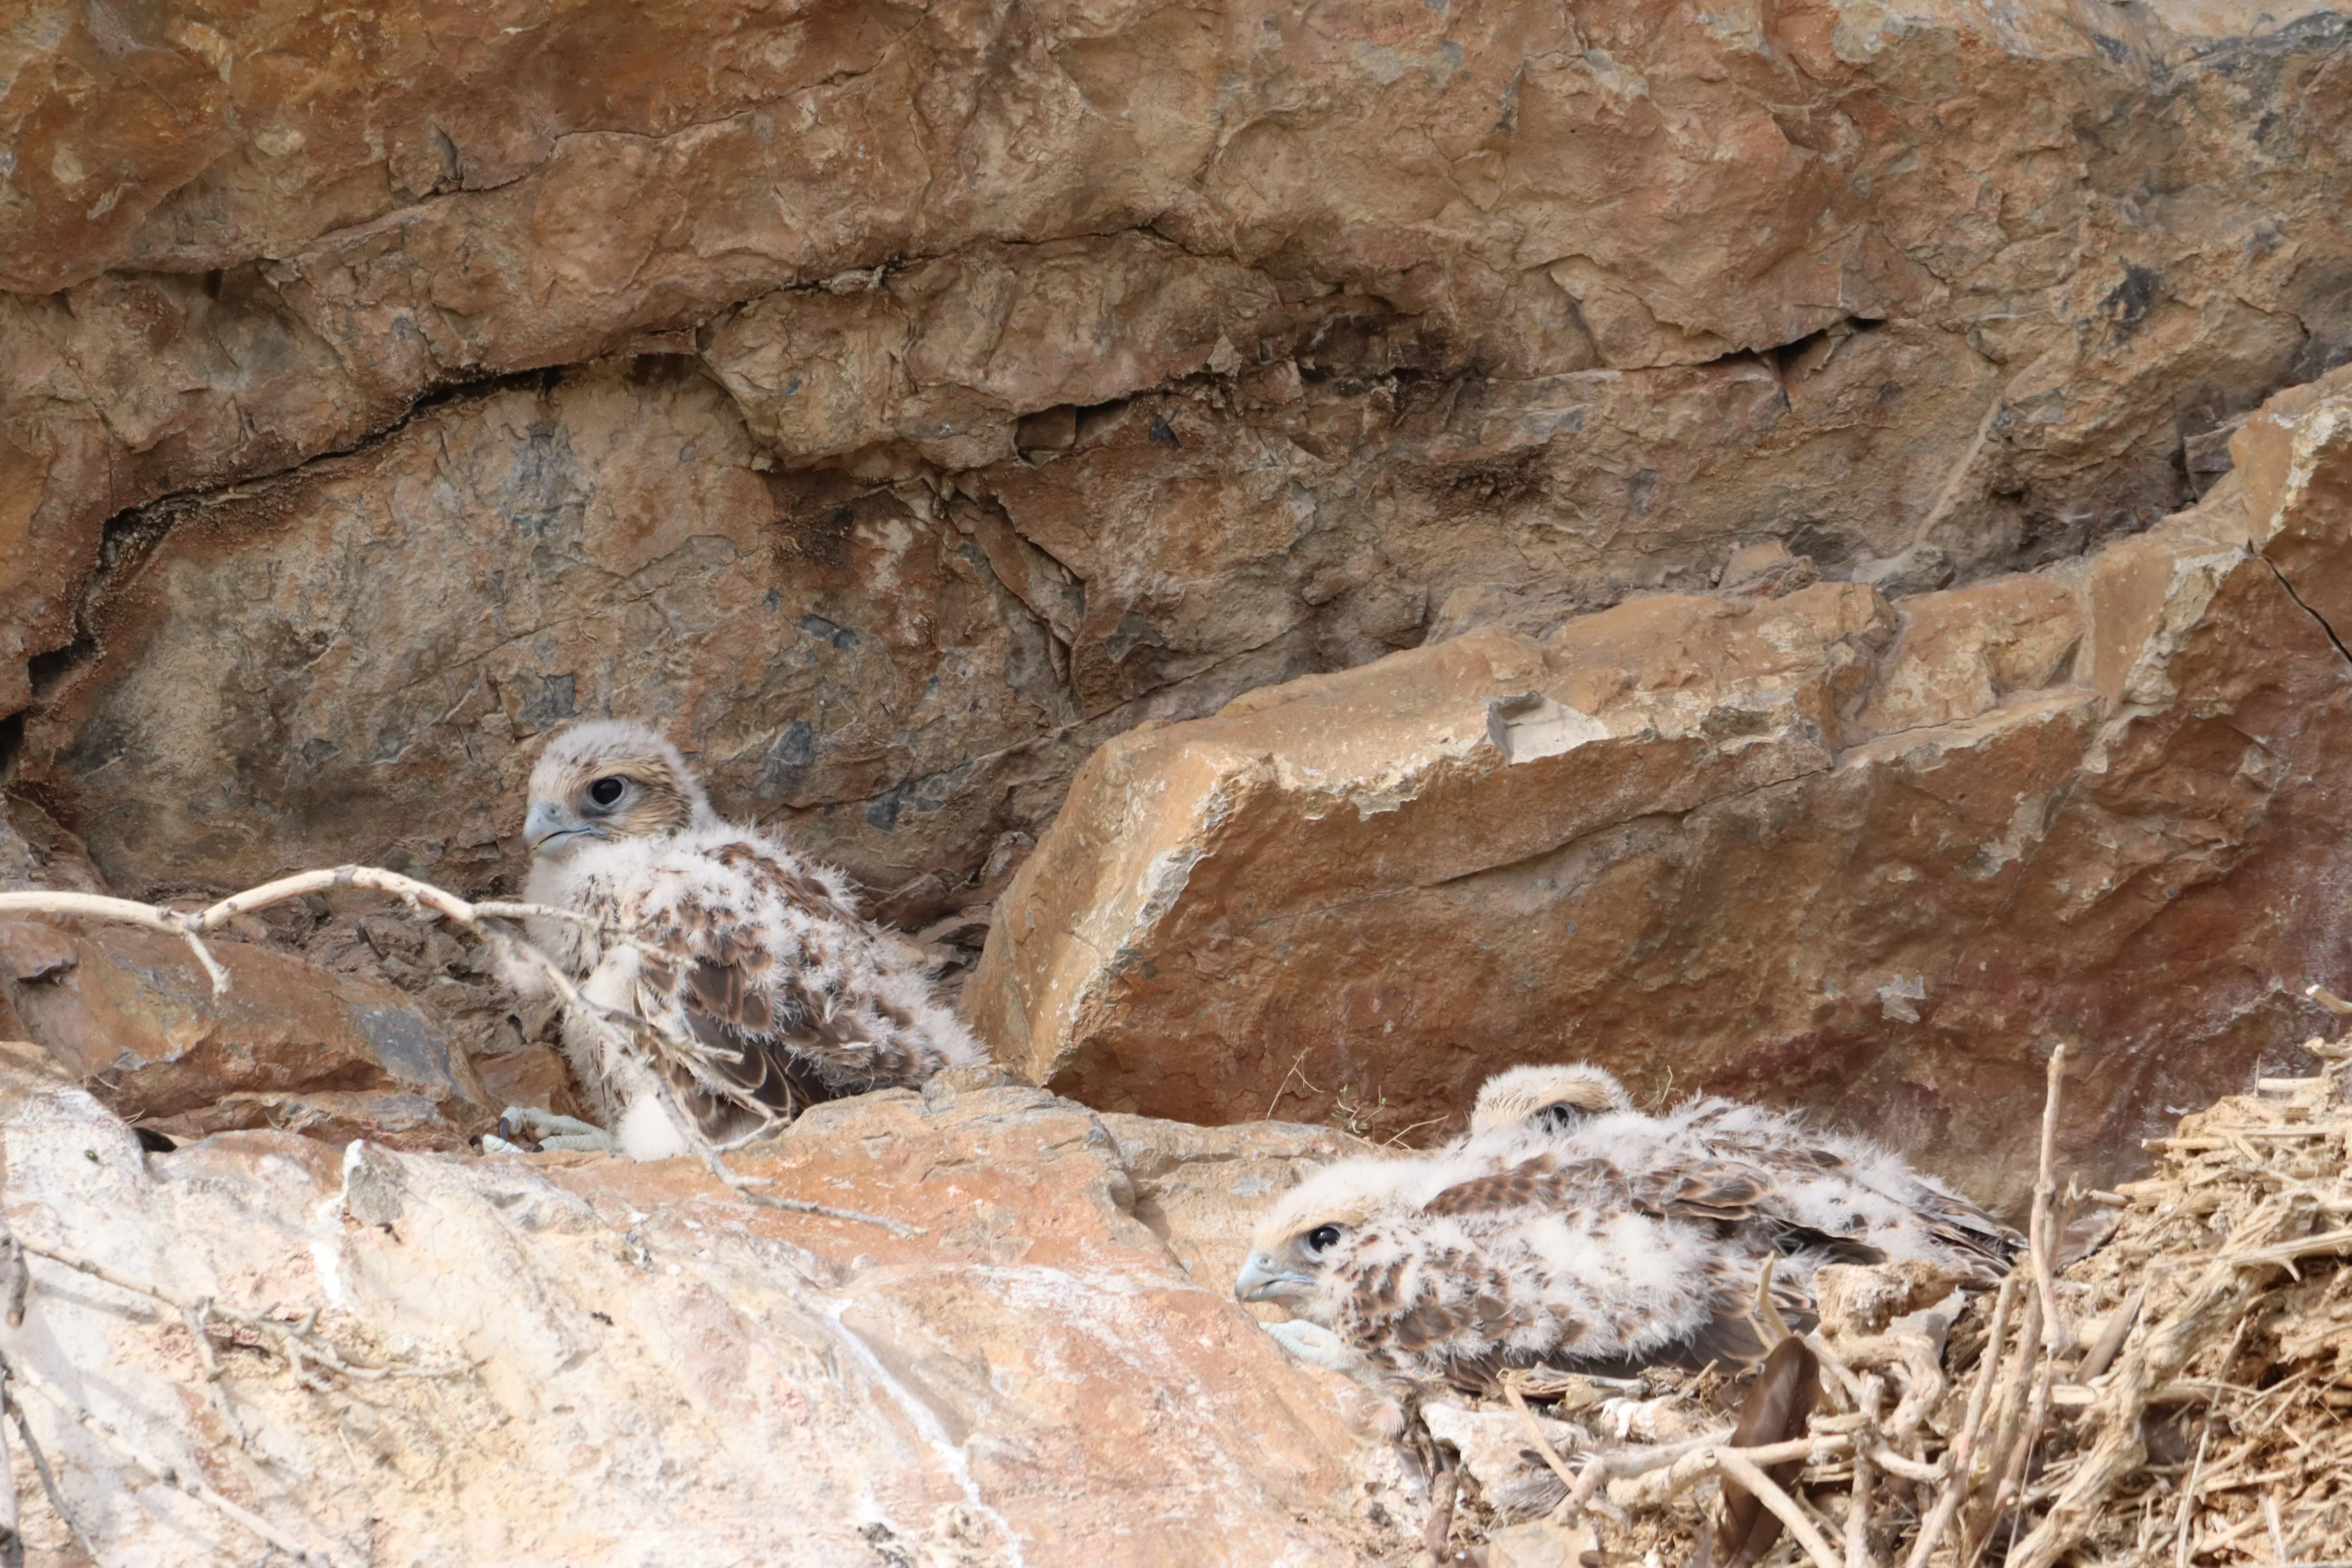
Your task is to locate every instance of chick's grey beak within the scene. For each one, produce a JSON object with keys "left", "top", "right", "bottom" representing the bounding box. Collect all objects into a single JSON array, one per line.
[
  {"left": 1235, "top": 1251, "right": 1312, "bottom": 1303},
  {"left": 524, "top": 800, "right": 580, "bottom": 855}
]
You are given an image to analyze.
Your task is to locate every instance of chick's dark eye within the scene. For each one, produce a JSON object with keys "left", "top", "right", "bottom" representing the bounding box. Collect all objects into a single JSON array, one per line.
[
  {"left": 587, "top": 776, "right": 626, "bottom": 808},
  {"left": 1306, "top": 1224, "right": 1343, "bottom": 1252}
]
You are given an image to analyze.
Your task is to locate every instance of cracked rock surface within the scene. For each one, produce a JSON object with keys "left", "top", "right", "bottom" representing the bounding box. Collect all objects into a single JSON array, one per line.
[
  {"left": 7, "top": 0, "right": 2352, "bottom": 932},
  {"left": 968, "top": 367, "right": 2352, "bottom": 1203},
  {"left": 0, "top": 1055, "right": 1404, "bottom": 1566}
]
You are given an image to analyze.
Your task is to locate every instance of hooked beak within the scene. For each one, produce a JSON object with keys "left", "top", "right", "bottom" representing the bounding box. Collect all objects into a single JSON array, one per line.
[
  {"left": 1235, "top": 1251, "right": 1315, "bottom": 1304},
  {"left": 524, "top": 800, "right": 589, "bottom": 856}
]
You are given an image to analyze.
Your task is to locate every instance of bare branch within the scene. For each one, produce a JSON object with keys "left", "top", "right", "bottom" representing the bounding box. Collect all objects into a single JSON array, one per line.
[
  {"left": 1422, "top": 1466, "right": 1458, "bottom": 1558},
  {"left": 0, "top": 1388, "right": 20, "bottom": 1568},
  {"left": 2029, "top": 1043, "right": 2070, "bottom": 1361},
  {"left": 0, "top": 891, "right": 230, "bottom": 993},
  {"left": 1845, "top": 1375, "right": 1881, "bottom": 1568},
  {"left": 2305, "top": 981, "right": 2352, "bottom": 1014},
  {"left": 1498, "top": 1373, "right": 1580, "bottom": 1519},
  {"left": 1901, "top": 1270, "right": 2019, "bottom": 1568},
  {"left": 2, "top": 1376, "right": 89, "bottom": 1563},
  {"left": 14, "top": 1235, "right": 458, "bottom": 1385},
  {"left": 0, "top": 1228, "right": 24, "bottom": 1331},
  {"left": 1, "top": 1350, "right": 337, "bottom": 1567}
]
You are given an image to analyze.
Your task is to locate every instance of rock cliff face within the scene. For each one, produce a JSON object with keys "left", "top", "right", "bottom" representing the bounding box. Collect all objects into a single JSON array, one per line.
[
  {"left": 6, "top": 0, "right": 2352, "bottom": 1558},
  {"left": 8, "top": 0, "right": 2352, "bottom": 925}
]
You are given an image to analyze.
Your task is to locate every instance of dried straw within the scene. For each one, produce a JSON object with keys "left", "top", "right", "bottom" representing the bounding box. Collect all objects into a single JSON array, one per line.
[{"left": 1444, "top": 1032, "right": 2352, "bottom": 1568}]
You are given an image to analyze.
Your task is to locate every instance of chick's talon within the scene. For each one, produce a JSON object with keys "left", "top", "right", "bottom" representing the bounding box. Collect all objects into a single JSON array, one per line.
[
  {"left": 496, "top": 1106, "right": 618, "bottom": 1154},
  {"left": 1266, "top": 1318, "right": 1363, "bottom": 1373}
]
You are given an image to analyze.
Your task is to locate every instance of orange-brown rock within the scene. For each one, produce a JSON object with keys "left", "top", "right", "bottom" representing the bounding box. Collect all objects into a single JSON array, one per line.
[
  {"left": 8, "top": 0, "right": 2352, "bottom": 909},
  {"left": 1101, "top": 1110, "right": 1372, "bottom": 1322},
  {"left": 966, "top": 368, "right": 2352, "bottom": 1204},
  {"left": 0, "top": 1058, "right": 1410, "bottom": 1565},
  {"left": 0, "top": 920, "right": 491, "bottom": 1149}
]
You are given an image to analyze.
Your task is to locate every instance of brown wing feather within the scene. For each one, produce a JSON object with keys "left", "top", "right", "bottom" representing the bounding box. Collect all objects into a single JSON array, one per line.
[
  {"left": 1634, "top": 1161, "right": 1776, "bottom": 1225},
  {"left": 631, "top": 844, "right": 944, "bottom": 1139},
  {"left": 1913, "top": 1188, "right": 2026, "bottom": 1274},
  {"left": 636, "top": 914, "right": 812, "bottom": 1134},
  {"left": 1716, "top": 1336, "right": 1823, "bottom": 1568},
  {"left": 1421, "top": 1166, "right": 1566, "bottom": 1218},
  {"left": 1421, "top": 1156, "right": 1626, "bottom": 1218}
]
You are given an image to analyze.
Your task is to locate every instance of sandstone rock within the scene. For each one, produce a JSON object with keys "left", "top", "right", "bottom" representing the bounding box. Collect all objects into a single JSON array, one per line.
[
  {"left": 2233, "top": 362, "right": 2352, "bottom": 637},
  {"left": 0, "top": 920, "right": 490, "bottom": 1149},
  {"left": 1098, "top": 1110, "right": 1372, "bottom": 1321},
  {"left": 0, "top": 1059, "right": 1410, "bottom": 1566},
  {"left": 1483, "top": 1519, "right": 1602, "bottom": 1568},
  {"left": 148, "top": 1086, "right": 477, "bottom": 1150},
  {"left": 702, "top": 235, "right": 1284, "bottom": 472},
  {"left": 7, "top": 0, "right": 2352, "bottom": 898},
  {"left": 966, "top": 368, "right": 2352, "bottom": 1205}
]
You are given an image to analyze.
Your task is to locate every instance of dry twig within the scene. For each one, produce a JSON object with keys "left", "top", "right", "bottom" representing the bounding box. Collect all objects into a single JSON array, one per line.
[
  {"left": 0, "top": 866, "right": 921, "bottom": 1235},
  {"left": 0, "top": 1349, "right": 336, "bottom": 1566},
  {"left": 10, "top": 1229, "right": 457, "bottom": 1386},
  {"left": 1498, "top": 1372, "right": 1582, "bottom": 1517},
  {"left": 2, "top": 1372, "right": 89, "bottom": 1564}
]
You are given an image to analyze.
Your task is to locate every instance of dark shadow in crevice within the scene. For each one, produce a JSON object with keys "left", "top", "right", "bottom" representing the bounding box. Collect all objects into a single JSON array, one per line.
[
  {"left": 1774, "top": 317, "right": 1885, "bottom": 376},
  {"left": 11, "top": 359, "right": 593, "bottom": 736},
  {"left": 1687, "top": 317, "right": 1888, "bottom": 380},
  {"left": 25, "top": 639, "right": 95, "bottom": 703}
]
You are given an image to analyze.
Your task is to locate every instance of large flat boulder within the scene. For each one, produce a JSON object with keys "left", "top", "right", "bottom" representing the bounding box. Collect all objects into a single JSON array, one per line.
[
  {"left": 0, "top": 1059, "right": 1406, "bottom": 1565},
  {"left": 965, "top": 368, "right": 2352, "bottom": 1203}
]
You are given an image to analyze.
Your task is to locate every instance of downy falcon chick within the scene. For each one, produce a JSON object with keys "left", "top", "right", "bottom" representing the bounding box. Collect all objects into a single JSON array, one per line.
[
  {"left": 497, "top": 720, "right": 982, "bottom": 1158},
  {"left": 1237, "top": 1062, "right": 2018, "bottom": 1389}
]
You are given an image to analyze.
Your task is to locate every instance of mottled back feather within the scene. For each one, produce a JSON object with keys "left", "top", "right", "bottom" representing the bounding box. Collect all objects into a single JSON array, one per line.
[
  {"left": 516, "top": 721, "right": 982, "bottom": 1156},
  {"left": 1252, "top": 1060, "right": 2023, "bottom": 1391}
]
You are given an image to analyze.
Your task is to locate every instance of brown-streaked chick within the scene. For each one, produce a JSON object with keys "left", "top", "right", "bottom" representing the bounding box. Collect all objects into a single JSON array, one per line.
[
  {"left": 1237, "top": 1140, "right": 1761, "bottom": 1390},
  {"left": 494, "top": 719, "right": 982, "bottom": 1158},
  {"left": 1238, "top": 1061, "right": 2020, "bottom": 1393}
]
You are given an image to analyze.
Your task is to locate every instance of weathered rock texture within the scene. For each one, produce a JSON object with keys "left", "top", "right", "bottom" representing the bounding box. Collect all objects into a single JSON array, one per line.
[
  {"left": 0, "top": 1055, "right": 1409, "bottom": 1566},
  {"left": 0, "top": 918, "right": 493, "bottom": 1150},
  {"left": 967, "top": 367, "right": 2352, "bottom": 1204},
  {"left": 11, "top": 2, "right": 2352, "bottom": 1556},
  {"left": 8, "top": 0, "right": 2352, "bottom": 926}
]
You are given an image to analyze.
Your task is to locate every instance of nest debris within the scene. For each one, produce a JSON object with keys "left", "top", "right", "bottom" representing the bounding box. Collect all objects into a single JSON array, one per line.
[{"left": 1424, "top": 1035, "right": 2352, "bottom": 1568}]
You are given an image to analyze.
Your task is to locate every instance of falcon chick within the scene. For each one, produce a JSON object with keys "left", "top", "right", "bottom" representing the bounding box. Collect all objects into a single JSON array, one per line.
[
  {"left": 1237, "top": 1063, "right": 2018, "bottom": 1391},
  {"left": 498, "top": 720, "right": 983, "bottom": 1159},
  {"left": 1469, "top": 1062, "right": 1633, "bottom": 1136}
]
